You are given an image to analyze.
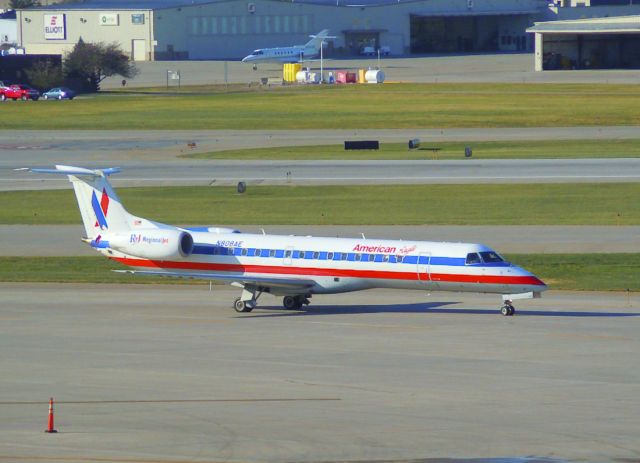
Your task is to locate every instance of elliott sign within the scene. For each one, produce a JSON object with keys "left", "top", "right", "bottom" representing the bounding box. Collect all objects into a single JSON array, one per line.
[{"left": 44, "top": 14, "right": 66, "bottom": 40}]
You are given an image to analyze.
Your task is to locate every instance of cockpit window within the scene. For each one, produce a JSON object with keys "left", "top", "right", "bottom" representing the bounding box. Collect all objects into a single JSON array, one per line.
[
  {"left": 480, "top": 251, "right": 504, "bottom": 263},
  {"left": 465, "top": 253, "right": 482, "bottom": 265}
]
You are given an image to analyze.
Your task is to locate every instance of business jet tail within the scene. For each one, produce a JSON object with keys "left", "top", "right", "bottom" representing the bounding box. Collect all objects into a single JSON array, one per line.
[{"left": 304, "top": 29, "right": 330, "bottom": 51}]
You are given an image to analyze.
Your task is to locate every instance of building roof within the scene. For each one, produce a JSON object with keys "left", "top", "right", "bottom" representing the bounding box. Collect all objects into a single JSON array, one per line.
[
  {"left": 27, "top": 0, "right": 544, "bottom": 11},
  {"left": 30, "top": 0, "right": 218, "bottom": 11},
  {"left": 527, "top": 15, "right": 640, "bottom": 34}
]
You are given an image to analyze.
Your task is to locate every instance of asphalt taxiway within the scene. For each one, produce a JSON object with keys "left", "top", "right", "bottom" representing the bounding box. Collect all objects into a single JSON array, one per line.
[
  {"left": 1, "top": 283, "right": 638, "bottom": 463},
  {"left": 3, "top": 157, "right": 640, "bottom": 191},
  {"left": 2, "top": 128, "right": 640, "bottom": 191},
  {"left": 100, "top": 53, "right": 640, "bottom": 87}
]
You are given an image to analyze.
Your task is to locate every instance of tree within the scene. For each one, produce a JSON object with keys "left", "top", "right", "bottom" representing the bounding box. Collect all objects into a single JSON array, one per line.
[
  {"left": 9, "top": 0, "right": 40, "bottom": 9},
  {"left": 25, "top": 58, "right": 64, "bottom": 90},
  {"left": 64, "top": 39, "right": 138, "bottom": 92}
]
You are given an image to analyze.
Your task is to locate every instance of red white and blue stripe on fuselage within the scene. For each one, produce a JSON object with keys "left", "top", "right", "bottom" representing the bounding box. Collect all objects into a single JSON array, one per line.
[{"left": 106, "top": 232, "right": 547, "bottom": 296}]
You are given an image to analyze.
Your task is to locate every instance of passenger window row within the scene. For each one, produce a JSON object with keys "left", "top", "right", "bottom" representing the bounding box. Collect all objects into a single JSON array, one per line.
[{"left": 203, "top": 246, "right": 407, "bottom": 263}]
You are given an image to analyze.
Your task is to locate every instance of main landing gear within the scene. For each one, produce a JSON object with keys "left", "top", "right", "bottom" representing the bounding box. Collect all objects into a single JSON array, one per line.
[
  {"left": 234, "top": 297, "right": 253, "bottom": 313},
  {"left": 233, "top": 287, "right": 262, "bottom": 313},
  {"left": 282, "top": 295, "right": 310, "bottom": 310},
  {"left": 501, "top": 300, "right": 515, "bottom": 316},
  {"left": 232, "top": 285, "right": 311, "bottom": 313}
]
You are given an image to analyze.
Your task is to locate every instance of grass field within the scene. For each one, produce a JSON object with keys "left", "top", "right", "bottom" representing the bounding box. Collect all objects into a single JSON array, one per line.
[
  {"left": 1, "top": 183, "right": 638, "bottom": 225},
  {"left": 184, "top": 139, "right": 640, "bottom": 160},
  {"left": 0, "top": 254, "right": 637, "bottom": 292},
  {"left": 2, "top": 83, "right": 640, "bottom": 129}
]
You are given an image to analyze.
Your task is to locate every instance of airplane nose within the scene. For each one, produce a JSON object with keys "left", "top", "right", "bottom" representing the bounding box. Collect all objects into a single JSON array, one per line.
[
  {"left": 241, "top": 56, "right": 249, "bottom": 62},
  {"left": 527, "top": 271, "right": 548, "bottom": 292},
  {"left": 532, "top": 277, "right": 548, "bottom": 292},
  {"left": 512, "top": 265, "right": 548, "bottom": 292}
]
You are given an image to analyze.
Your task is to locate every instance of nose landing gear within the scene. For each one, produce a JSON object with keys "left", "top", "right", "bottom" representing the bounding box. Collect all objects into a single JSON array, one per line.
[{"left": 501, "top": 300, "right": 515, "bottom": 316}]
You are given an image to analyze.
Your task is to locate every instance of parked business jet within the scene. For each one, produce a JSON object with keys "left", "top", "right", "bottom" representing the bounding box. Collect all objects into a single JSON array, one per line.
[
  {"left": 242, "top": 29, "right": 330, "bottom": 69},
  {"left": 23, "top": 166, "right": 547, "bottom": 315}
]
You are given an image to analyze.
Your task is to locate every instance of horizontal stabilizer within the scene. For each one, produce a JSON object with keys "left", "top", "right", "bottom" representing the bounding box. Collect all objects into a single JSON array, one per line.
[
  {"left": 17, "top": 165, "right": 121, "bottom": 177},
  {"left": 113, "top": 270, "right": 316, "bottom": 289}
]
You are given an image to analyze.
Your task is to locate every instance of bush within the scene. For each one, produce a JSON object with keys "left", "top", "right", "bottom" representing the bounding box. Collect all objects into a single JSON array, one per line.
[{"left": 24, "top": 58, "right": 64, "bottom": 90}]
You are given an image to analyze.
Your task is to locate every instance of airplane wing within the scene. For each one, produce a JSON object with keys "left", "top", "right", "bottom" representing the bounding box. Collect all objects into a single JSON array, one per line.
[
  {"left": 113, "top": 270, "right": 316, "bottom": 290},
  {"left": 299, "top": 58, "right": 332, "bottom": 63}
]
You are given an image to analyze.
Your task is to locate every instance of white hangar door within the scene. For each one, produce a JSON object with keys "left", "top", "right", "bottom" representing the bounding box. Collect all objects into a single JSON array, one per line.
[{"left": 132, "top": 40, "right": 147, "bottom": 61}]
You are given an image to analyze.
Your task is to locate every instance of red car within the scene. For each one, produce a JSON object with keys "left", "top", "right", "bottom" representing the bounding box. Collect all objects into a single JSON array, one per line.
[
  {"left": 3, "top": 84, "right": 40, "bottom": 101},
  {"left": 0, "top": 81, "right": 8, "bottom": 101}
]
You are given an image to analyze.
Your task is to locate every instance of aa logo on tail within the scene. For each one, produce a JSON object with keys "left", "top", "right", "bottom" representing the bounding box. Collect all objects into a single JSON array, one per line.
[{"left": 92, "top": 188, "right": 109, "bottom": 229}]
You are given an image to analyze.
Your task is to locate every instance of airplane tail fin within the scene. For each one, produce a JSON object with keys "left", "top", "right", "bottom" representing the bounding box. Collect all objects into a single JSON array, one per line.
[
  {"left": 305, "top": 29, "right": 330, "bottom": 51},
  {"left": 20, "top": 165, "right": 153, "bottom": 239}
]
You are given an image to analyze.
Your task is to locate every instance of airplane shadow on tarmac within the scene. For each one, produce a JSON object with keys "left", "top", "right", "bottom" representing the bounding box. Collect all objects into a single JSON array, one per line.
[
  {"left": 243, "top": 301, "right": 457, "bottom": 318},
  {"left": 242, "top": 302, "right": 640, "bottom": 318}
]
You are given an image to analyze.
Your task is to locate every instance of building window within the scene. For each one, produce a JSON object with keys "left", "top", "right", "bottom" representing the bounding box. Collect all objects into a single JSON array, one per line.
[
  {"left": 230, "top": 16, "right": 237, "bottom": 34},
  {"left": 255, "top": 16, "right": 261, "bottom": 33},
  {"left": 274, "top": 16, "right": 280, "bottom": 33},
  {"left": 201, "top": 17, "right": 208, "bottom": 35},
  {"left": 211, "top": 16, "right": 217, "bottom": 34},
  {"left": 221, "top": 17, "right": 227, "bottom": 34},
  {"left": 191, "top": 17, "right": 199, "bottom": 35},
  {"left": 264, "top": 15, "right": 271, "bottom": 33},
  {"left": 240, "top": 16, "right": 247, "bottom": 34},
  {"left": 302, "top": 15, "right": 309, "bottom": 33},
  {"left": 283, "top": 16, "right": 289, "bottom": 33}
]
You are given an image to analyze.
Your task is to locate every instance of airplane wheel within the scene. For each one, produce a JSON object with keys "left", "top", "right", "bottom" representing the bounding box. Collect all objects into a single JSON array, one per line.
[
  {"left": 283, "top": 296, "right": 298, "bottom": 310},
  {"left": 293, "top": 295, "right": 307, "bottom": 309},
  {"left": 501, "top": 304, "right": 515, "bottom": 316},
  {"left": 234, "top": 297, "right": 252, "bottom": 313}
]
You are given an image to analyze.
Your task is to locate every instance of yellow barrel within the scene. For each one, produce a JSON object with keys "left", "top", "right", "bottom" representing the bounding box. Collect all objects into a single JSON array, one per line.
[
  {"left": 358, "top": 69, "right": 366, "bottom": 84},
  {"left": 283, "top": 63, "right": 302, "bottom": 83}
]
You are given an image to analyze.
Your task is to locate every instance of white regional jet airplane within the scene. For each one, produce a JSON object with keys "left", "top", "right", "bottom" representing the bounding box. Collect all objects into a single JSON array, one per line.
[
  {"left": 242, "top": 29, "right": 330, "bottom": 68},
  {"left": 24, "top": 166, "right": 547, "bottom": 315}
]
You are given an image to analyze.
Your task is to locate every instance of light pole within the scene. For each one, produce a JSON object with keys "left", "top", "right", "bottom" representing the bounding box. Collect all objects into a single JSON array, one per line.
[
  {"left": 310, "top": 32, "right": 335, "bottom": 83},
  {"left": 320, "top": 38, "right": 324, "bottom": 81}
]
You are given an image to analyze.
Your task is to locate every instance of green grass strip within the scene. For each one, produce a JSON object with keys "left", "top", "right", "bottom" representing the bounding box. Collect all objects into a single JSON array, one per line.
[
  {"left": 2, "top": 83, "right": 640, "bottom": 129},
  {"left": 184, "top": 139, "right": 640, "bottom": 161},
  {"left": 506, "top": 254, "right": 640, "bottom": 292},
  {"left": 1, "top": 184, "right": 638, "bottom": 225},
  {"left": 0, "top": 254, "right": 637, "bottom": 292}
]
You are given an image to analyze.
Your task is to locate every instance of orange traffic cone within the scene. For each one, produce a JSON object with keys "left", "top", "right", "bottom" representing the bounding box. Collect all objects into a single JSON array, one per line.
[{"left": 45, "top": 397, "right": 57, "bottom": 433}]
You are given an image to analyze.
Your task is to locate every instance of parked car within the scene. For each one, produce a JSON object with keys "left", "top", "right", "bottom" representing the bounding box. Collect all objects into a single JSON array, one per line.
[
  {"left": 361, "top": 46, "right": 376, "bottom": 56},
  {"left": 42, "top": 87, "right": 75, "bottom": 100},
  {"left": 0, "top": 81, "right": 9, "bottom": 101},
  {"left": 4, "top": 84, "right": 40, "bottom": 101},
  {"left": 360, "top": 46, "right": 391, "bottom": 56}
]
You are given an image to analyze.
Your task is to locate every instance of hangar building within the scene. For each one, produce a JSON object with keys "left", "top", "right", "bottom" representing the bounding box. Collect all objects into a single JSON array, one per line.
[
  {"left": 16, "top": 0, "right": 542, "bottom": 61},
  {"left": 528, "top": 15, "right": 640, "bottom": 70}
]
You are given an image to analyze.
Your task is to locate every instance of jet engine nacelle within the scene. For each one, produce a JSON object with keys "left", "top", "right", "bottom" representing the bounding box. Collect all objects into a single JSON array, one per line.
[{"left": 107, "top": 229, "right": 194, "bottom": 260}]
